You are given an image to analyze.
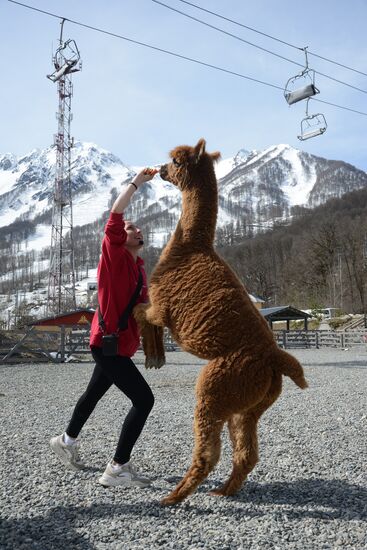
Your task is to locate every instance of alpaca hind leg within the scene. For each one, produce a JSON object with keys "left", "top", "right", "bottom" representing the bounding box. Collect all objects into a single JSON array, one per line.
[
  {"left": 210, "top": 410, "right": 259, "bottom": 497},
  {"left": 161, "top": 404, "right": 224, "bottom": 506},
  {"left": 133, "top": 304, "right": 165, "bottom": 369},
  {"left": 211, "top": 373, "right": 282, "bottom": 497}
]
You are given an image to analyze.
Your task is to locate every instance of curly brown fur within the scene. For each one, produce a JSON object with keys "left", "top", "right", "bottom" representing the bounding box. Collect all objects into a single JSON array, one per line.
[
  {"left": 133, "top": 303, "right": 165, "bottom": 369},
  {"left": 136, "top": 139, "right": 308, "bottom": 505}
]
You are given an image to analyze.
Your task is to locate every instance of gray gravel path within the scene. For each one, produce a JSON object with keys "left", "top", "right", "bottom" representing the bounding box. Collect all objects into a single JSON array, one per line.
[{"left": 0, "top": 349, "right": 366, "bottom": 549}]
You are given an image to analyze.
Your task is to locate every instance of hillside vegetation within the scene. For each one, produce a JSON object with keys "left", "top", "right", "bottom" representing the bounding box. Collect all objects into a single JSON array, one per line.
[
  {"left": 1, "top": 187, "right": 367, "bottom": 322},
  {"left": 217, "top": 187, "right": 367, "bottom": 313}
]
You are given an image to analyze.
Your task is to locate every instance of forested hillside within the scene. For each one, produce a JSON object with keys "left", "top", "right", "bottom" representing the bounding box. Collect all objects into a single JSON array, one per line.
[
  {"left": 1, "top": 186, "right": 367, "bottom": 324},
  {"left": 217, "top": 188, "right": 367, "bottom": 313}
]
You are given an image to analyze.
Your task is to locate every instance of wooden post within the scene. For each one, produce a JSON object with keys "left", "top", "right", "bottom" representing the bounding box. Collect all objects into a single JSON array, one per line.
[
  {"left": 1, "top": 326, "right": 35, "bottom": 363},
  {"left": 60, "top": 325, "right": 66, "bottom": 363}
]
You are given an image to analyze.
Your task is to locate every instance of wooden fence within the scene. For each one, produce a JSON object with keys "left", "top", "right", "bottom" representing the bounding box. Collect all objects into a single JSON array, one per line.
[
  {"left": 1, "top": 328, "right": 366, "bottom": 363},
  {"left": 274, "top": 330, "right": 367, "bottom": 349},
  {"left": 0, "top": 326, "right": 180, "bottom": 364}
]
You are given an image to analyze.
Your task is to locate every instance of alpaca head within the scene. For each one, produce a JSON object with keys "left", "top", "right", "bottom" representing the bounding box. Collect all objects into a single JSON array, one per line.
[{"left": 160, "top": 139, "right": 221, "bottom": 191}]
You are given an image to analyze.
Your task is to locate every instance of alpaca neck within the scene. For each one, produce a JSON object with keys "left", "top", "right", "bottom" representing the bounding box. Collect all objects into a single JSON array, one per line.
[{"left": 178, "top": 183, "right": 217, "bottom": 247}]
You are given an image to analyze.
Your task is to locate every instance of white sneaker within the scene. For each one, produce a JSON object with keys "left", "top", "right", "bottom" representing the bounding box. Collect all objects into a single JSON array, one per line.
[
  {"left": 50, "top": 434, "right": 85, "bottom": 471},
  {"left": 98, "top": 460, "right": 151, "bottom": 488}
]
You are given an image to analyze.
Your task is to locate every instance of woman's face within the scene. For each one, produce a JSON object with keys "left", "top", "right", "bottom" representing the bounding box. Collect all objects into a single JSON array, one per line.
[{"left": 124, "top": 220, "right": 144, "bottom": 249}]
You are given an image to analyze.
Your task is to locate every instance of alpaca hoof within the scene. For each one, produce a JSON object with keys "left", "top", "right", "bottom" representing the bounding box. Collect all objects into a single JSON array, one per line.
[
  {"left": 209, "top": 489, "right": 226, "bottom": 497},
  {"left": 160, "top": 494, "right": 181, "bottom": 506},
  {"left": 209, "top": 486, "right": 237, "bottom": 497},
  {"left": 145, "top": 356, "right": 165, "bottom": 369},
  {"left": 155, "top": 355, "right": 166, "bottom": 369}
]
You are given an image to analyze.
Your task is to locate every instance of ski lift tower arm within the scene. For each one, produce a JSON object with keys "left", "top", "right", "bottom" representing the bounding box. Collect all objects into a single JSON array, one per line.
[{"left": 47, "top": 19, "right": 81, "bottom": 83}]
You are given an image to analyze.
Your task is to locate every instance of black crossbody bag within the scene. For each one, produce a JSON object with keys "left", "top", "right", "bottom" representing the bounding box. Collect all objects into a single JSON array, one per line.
[{"left": 98, "top": 268, "right": 143, "bottom": 356}]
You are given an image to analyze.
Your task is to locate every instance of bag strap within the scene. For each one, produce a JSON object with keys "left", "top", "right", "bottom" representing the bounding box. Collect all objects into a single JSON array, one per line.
[
  {"left": 98, "top": 267, "right": 143, "bottom": 333},
  {"left": 117, "top": 267, "right": 143, "bottom": 331},
  {"left": 98, "top": 304, "right": 106, "bottom": 332}
]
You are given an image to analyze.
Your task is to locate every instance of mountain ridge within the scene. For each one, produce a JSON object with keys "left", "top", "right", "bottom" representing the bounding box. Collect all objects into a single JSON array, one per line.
[{"left": 0, "top": 141, "right": 366, "bottom": 251}]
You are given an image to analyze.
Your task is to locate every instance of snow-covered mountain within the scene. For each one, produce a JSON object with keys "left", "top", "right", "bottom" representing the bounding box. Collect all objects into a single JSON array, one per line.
[
  {"left": 217, "top": 144, "right": 367, "bottom": 226},
  {"left": 1, "top": 141, "right": 367, "bottom": 326},
  {"left": 1, "top": 141, "right": 366, "bottom": 251}
]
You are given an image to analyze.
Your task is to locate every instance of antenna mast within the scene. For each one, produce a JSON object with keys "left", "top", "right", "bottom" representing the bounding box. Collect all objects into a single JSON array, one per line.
[{"left": 47, "top": 20, "right": 81, "bottom": 314}]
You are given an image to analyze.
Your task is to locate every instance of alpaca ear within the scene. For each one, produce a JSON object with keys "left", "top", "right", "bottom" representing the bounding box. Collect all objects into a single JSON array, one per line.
[
  {"left": 194, "top": 139, "right": 206, "bottom": 162},
  {"left": 211, "top": 151, "right": 221, "bottom": 163}
]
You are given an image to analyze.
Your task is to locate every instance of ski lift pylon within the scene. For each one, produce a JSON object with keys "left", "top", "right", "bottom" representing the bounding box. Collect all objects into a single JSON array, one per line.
[
  {"left": 284, "top": 47, "right": 319, "bottom": 105},
  {"left": 297, "top": 99, "right": 327, "bottom": 141}
]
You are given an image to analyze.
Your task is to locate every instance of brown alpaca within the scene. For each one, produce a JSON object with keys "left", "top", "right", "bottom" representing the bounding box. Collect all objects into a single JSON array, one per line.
[{"left": 134, "top": 139, "right": 308, "bottom": 506}]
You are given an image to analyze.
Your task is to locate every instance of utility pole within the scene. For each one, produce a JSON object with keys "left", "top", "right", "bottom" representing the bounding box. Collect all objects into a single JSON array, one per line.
[
  {"left": 46, "top": 20, "right": 81, "bottom": 314},
  {"left": 363, "top": 234, "right": 367, "bottom": 328},
  {"left": 338, "top": 252, "right": 343, "bottom": 312}
]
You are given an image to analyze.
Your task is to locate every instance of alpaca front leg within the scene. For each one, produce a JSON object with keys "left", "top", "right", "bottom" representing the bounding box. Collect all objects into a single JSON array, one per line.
[
  {"left": 133, "top": 304, "right": 165, "bottom": 369},
  {"left": 143, "top": 325, "right": 165, "bottom": 369}
]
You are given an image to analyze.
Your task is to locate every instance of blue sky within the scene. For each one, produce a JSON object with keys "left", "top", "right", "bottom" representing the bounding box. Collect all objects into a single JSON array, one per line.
[{"left": 1, "top": 0, "right": 366, "bottom": 169}]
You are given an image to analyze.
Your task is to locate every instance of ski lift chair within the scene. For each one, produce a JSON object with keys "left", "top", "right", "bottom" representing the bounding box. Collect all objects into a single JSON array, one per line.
[
  {"left": 297, "top": 100, "right": 327, "bottom": 141},
  {"left": 47, "top": 39, "right": 81, "bottom": 83},
  {"left": 284, "top": 47, "right": 319, "bottom": 105}
]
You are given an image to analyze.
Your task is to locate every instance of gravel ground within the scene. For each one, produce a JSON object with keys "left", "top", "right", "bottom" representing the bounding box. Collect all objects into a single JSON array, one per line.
[{"left": 0, "top": 348, "right": 366, "bottom": 550}]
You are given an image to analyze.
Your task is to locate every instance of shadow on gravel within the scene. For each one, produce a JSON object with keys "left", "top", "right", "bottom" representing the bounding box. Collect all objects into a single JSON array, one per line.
[
  {"left": 1, "top": 479, "right": 365, "bottom": 549},
  {"left": 223, "top": 478, "right": 367, "bottom": 520},
  {"left": 0, "top": 512, "right": 96, "bottom": 550},
  {"left": 0, "top": 499, "right": 192, "bottom": 550}
]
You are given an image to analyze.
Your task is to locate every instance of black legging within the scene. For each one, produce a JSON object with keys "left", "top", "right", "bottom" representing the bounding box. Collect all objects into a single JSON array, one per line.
[{"left": 66, "top": 346, "right": 154, "bottom": 464}]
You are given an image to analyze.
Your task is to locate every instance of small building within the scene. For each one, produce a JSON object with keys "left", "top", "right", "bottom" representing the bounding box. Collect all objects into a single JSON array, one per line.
[
  {"left": 260, "top": 305, "right": 312, "bottom": 330},
  {"left": 30, "top": 309, "right": 95, "bottom": 331},
  {"left": 249, "top": 294, "right": 265, "bottom": 310},
  {"left": 2, "top": 309, "right": 96, "bottom": 364}
]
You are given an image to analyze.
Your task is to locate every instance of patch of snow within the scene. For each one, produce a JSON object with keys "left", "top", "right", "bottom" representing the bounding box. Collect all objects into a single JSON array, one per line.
[
  {"left": 245, "top": 144, "right": 289, "bottom": 168},
  {"left": 215, "top": 157, "right": 236, "bottom": 180},
  {"left": 24, "top": 224, "right": 51, "bottom": 251},
  {"left": 0, "top": 170, "right": 19, "bottom": 195},
  {"left": 281, "top": 148, "right": 316, "bottom": 205}
]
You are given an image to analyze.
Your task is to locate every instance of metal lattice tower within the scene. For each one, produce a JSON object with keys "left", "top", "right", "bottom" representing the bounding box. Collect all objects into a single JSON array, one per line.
[{"left": 47, "top": 20, "right": 81, "bottom": 314}]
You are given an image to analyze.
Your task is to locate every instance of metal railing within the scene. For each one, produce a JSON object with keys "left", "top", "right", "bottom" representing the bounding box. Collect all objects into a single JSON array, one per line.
[
  {"left": 2, "top": 327, "right": 366, "bottom": 363},
  {"left": 0, "top": 326, "right": 180, "bottom": 363},
  {"left": 274, "top": 330, "right": 367, "bottom": 349}
]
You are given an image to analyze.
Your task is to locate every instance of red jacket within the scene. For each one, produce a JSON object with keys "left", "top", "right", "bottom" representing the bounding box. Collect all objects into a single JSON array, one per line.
[{"left": 90, "top": 212, "right": 148, "bottom": 357}]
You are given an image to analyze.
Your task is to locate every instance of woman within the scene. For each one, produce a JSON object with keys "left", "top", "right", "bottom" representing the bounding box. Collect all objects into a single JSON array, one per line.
[{"left": 50, "top": 167, "right": 158, "bottom": 488}]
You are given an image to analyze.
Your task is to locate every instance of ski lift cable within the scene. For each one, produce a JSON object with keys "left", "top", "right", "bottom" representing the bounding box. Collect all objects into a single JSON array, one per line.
[
  {"left": 152, "top": 0, "right": 307, "bottom": 67},
  {"left": 152, "top": 0, "right": 367, "bottom": 95},
  {"left": 307, "top": 52, "right": 367, "bottom": 78},
  {"left": 311, "top": 97, "right": 366, "bottom": 116},
  {"left": 6, "top": 2, "right": 284, "bottom": 91},
  {"left": 7, "top": 0, "right": 367, "bottom": 117},
  {"left": 8, "top": 0, "right": 367, "bottom": 93},
  {"left": 173, "top": 0, "right": 367, "bottom": 78},
  {"left": 175, "top": 0, "right": 301, "bottom": 51}
]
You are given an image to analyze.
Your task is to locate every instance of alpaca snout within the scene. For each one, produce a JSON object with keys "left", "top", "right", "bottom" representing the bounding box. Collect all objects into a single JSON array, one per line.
[{"left": 160, "top": 164, "right": 169, "bottom": 180}]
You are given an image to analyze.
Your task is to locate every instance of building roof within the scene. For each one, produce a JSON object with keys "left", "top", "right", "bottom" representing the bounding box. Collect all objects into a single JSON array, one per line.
[
  {"left": 28, "top": 309, "right": 95, "bottom": 327},
  {"left": 260, "top": 306, "right": 312, "bottom": 321},
  {"left": 249, "top": 294, "right": 265, "bottom": 303}
]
